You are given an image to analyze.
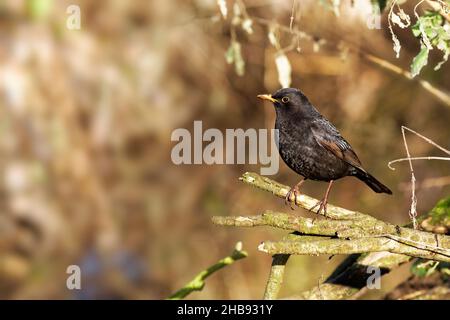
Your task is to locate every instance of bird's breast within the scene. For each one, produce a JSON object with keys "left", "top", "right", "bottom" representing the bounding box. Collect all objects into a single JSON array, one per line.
[{"left": 276, "top": 120, "right": 350, "bottom": 181}]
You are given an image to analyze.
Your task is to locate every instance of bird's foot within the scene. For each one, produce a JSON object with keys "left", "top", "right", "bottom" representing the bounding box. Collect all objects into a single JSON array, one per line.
[
  {"left": 309, "top": 199, "right": 328, "bottom": 217},
  {"left": 284, "top": 178, "right": 306, "bottom": 210},
  {"left": 309, "top": 180, "right": 333, "bottom": 218},
  {"left": 285, "top": 186, "right": 300, "bottom": 210}
]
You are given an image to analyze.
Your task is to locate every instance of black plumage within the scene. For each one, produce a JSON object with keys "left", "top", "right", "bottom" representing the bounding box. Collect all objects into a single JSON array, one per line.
[{"left": 258, "top": 88, "right": 392, "bottom": 214}]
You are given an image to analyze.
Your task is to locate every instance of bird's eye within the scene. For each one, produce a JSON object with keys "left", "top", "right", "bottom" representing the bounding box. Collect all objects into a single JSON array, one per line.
[{"left": 281, "top": 96, "right": 290, "bottom": 103}]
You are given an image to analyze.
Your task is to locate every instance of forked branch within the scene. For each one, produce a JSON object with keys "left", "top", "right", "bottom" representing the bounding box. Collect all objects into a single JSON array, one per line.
[{"left": 212, "top": 172, "right": 450, "bottom": 299}]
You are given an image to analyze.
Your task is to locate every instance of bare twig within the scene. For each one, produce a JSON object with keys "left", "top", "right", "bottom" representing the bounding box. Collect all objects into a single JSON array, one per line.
[
  {"left": 361, "top": 53, "right": 450, "bottom": 107},
  {"left": 388, "top": 127, "right": 450, "bottom": 164},
  {"left": 388, "top": 0, "right": 401, "bottom": 58},
  {"left": 247, "top": 16, "right": 450, "bottom": 108},
  {"left": 388, "top": 126, "right": 450, "bottom": 229},
  {"left": 289, "top": 0, "right": 299, "bottom": 33},
  {"left": 388, "top": 156, "right": 450, "bottom": 166},
  {"left": 403, "top": 126, "right": 418, "bottom": 229}
]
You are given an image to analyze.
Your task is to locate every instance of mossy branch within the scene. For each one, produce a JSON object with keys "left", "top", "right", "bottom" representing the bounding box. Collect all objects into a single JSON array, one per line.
[
  {"left": 259, "top": 236, "right": 450, "bottom": 262},
  {"left": 212, "top": 172, "right": 450, "bottom": 299},
  {"left": 263, "top": 254, "right": 290, "bottom": 300},
  {"left": 238, "top": 172, "right": 373, "bottom": 221},
  {"left": 167, "top": 242, "right": 247, "bottom": 300}
]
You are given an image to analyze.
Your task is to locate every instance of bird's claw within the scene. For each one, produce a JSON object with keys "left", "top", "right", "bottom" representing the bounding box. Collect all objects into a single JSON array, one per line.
[
  {"left": 285, "top": 186, "right": 299, "bottom": 210},
  {"left": 309, "top": 199, "right": 328, "bottom": 217}
]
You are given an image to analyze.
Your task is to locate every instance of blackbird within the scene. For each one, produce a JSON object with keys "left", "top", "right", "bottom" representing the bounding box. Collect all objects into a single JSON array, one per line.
[{"left": 258, "top": 88, "right": 392, "bottom": 215}]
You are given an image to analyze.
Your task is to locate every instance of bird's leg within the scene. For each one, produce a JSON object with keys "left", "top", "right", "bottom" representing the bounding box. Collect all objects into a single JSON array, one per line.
[
  {"left": 285, "top": 178, "right": 306, "bottom": 210},
  {"left": 309, "top": 180, "right": 334, "bottom": 217}
]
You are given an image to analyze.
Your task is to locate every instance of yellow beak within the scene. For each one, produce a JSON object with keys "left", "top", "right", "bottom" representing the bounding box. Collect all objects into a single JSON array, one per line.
[{"left": 257, "top": 94, "right": 278, "bottom": 103}]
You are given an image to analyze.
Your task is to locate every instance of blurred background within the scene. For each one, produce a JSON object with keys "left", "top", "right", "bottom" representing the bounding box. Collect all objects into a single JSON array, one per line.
[{"left": 0, "top": 0, "right": 449, "bottom": 299}]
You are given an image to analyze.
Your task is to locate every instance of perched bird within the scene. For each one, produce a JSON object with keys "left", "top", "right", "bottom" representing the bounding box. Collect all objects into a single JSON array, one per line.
[{"left": 258, "top": 88, "right": 392, "bottom": 215}]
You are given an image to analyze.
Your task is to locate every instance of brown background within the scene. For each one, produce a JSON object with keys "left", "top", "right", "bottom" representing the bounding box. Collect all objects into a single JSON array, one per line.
[{"left": 0, "top": 0, "right": 449, "bottom": 299}]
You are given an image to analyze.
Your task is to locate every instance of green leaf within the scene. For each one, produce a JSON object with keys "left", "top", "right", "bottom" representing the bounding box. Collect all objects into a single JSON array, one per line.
[
  {"left": 372, "top": 0, "right": 387, "bottom": 12},
  {"left": 411, "top": 11, "right": 445, "bottom": 44},
  {"left": 411, "top": 10, "right": 449, "bottom": 73},
  {"left": 410, "top": 46, "right": 429, "bottom": 77},
  {"left": 26, "top": 0, "right": 53, "bottom": 20},
  {"left": 442, "top": 267, "right": 450, "bottom": 279},
  {"left": 225, "top": 44, "right": 235, "bottom": 64},
  {"left": 429, "top": 196, "right": 450, "bottom": 225},
  {"left": 225, "top": 40, "right": 245, "bottom": 76},
  {"left": 411, "top": 260, "right": 439, "bottom": 277}
]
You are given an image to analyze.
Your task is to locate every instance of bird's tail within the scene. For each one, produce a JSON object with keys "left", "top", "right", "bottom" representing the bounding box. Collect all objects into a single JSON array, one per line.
[{"left": 354, "top": 169, "right": 392, "bottom": 195}]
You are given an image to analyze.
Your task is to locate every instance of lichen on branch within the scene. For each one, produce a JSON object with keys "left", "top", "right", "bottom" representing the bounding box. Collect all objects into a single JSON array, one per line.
[{"left": 212, "top": 172, "right": 450, "bottom": 299}]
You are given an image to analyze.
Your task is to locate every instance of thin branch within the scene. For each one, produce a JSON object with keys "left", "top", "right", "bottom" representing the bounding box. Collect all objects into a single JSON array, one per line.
[
  {"left": 388, "top": 126, "right": 450, "bottom": 229},
  {"left": 249, "top": 16, "right": 450, "bottom": 108},
  {"left": 388, "top": 127, "right": 450, "bottom": 165},
  {"left": 361, "top": 53, "right": 450, "bottom": 107},
  {"left": 402, "top": 126, "right": 418, "bottom": 228},
  {"left": 388, "top": 156, "right": 450, "bottom": 167},
  {"left": 289, "top": 0, "right": 299, "bottom": 33},
  {"left": 167, "top": 242, "right": 248, "bottom": 300}
]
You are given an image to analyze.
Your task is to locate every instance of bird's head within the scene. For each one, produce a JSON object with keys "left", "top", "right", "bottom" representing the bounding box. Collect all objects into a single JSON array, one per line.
[{"left": 257, "top": 88, "right": 313, "bottom": 116}]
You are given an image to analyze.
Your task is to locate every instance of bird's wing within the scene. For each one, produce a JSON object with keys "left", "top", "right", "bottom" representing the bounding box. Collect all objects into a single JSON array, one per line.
[{"left": 310, "top": 118, "right": 363, "bottom": 170}]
